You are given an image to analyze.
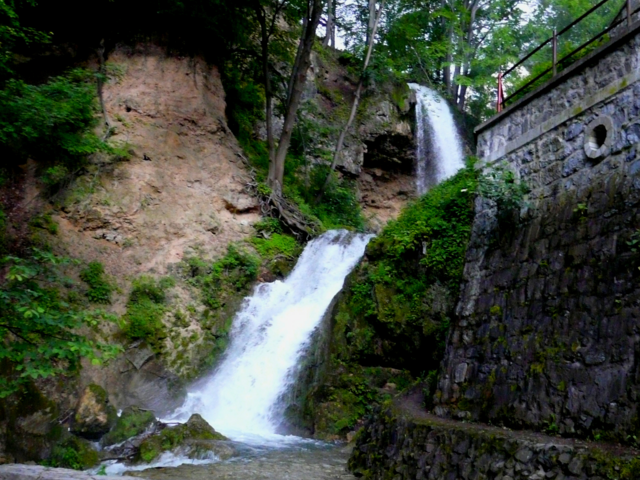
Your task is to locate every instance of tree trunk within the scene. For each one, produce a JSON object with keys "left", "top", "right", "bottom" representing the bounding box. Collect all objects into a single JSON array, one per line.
[
  {"left": 96, "top": 39, "right": 111, "bottom": 141},
  {"left": 323, "top": 0, "right": 334, "bottom": 47},
  {"left": 256, "top": 6, "right": 276, "bottom": 172},
  {"left": 269, "top": 0, "right": 324, "bottom": 192}
]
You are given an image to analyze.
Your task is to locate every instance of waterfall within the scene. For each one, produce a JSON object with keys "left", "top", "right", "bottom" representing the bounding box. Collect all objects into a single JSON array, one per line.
[
  {"left": 171, "top": 230, "right": 373, "bottom": 441},
  {"left": 409, "top": 83, "right": 465, "bottom": 195}
]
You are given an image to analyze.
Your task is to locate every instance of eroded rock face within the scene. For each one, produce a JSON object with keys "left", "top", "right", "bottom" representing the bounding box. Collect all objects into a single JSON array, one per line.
[
  {"left": 38, "top": 43, "right": 264, "bottom": 409},
  {"left": 71, "top": 384, "right": 116, "bottom": 440},
  {"left": 256, "top": 50, "right": 417, "bottom": 229}
]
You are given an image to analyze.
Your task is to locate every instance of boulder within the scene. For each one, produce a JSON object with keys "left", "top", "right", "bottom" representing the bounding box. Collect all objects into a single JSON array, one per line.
[
  {"left": 70, "top": 385, "right": 116, "bottom": 440},
  {"left": 223, "top": 193, "right": 259, "bottom": 214},
  {"left": 138, "top": 414, "right": 228, "bottom": 463},
  {"left": 102, "top": 406, "right": 156, "bottom": 446}
]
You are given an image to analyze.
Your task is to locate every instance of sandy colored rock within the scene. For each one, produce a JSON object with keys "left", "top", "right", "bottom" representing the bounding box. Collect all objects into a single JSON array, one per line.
[{"left": 71, "top": 384, "right": 116, "bottom": 440}]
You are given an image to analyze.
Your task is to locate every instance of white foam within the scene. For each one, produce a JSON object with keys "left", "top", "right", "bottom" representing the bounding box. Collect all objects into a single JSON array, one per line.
[
  {"left": 170, "top": 230, "right": 373, "bottom": 443},
  {"left": 409, "top": 83, "right": 465, "bottom": 194}
]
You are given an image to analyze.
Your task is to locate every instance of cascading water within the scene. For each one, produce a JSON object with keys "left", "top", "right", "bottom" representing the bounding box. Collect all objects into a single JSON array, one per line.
[
  {"left": 171, "top": 230, "right": 373, "bottom": 442},
  {"left": 409, "top": 83, "right": 465, "bottom": 195}
]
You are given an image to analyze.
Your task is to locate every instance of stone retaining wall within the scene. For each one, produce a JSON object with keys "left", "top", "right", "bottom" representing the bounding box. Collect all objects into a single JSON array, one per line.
[
  {"left": 349, "top": 408, "right": 640, "bottom": 480},
  {"left": 434, "top": 14, "right": 640, "bottom": 442}
]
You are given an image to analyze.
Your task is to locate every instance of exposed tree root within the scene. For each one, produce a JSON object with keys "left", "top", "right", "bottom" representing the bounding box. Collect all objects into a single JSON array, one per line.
[{"left": 237, "top": 153, "right": 321, "bottom": 241}]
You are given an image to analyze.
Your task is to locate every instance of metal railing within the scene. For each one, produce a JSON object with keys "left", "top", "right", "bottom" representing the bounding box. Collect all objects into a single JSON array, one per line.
[{"left": 497, "top": 0, "right": 640, "bottom": 112}]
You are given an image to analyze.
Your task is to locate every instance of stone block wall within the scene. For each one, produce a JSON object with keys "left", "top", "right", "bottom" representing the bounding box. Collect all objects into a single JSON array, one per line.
[
  {"left": 477, "top": 25, "right": 640, "bottom": 165},
  {"left": 349, "top": 408, "right": 640, "bottom": 480},
  {"left": 434, "top": 21, "right": 640, "bottom": 441}
]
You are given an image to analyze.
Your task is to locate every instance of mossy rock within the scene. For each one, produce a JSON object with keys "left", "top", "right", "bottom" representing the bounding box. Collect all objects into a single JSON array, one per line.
[
  {"left": 103, "top": 406, "right": 156, "bottom": 446},
  {"left": 138, "top": 414, "right": 227, "bottom": 463},
  {"left": 48, "top": 435, "right": 100, "bottom": 470}
]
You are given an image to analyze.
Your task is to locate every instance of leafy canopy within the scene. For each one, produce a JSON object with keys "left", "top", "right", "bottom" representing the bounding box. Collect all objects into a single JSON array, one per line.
[{"left": 0, "top": 249, "right": 121, "bottom": 398}]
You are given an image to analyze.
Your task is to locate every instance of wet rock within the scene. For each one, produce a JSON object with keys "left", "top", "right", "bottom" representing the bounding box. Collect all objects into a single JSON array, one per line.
[
  {"left": 0, "top": 464, "right": 142, "bottom": 479},
  {"left": 138, "top": 414, "right": 228, "bottom": 463},
  {"left": 103, "top": 406, "right": 156, "bottom": 446},
  {"left": 71, "top": 384, "right": 117, "bottom": 440}
]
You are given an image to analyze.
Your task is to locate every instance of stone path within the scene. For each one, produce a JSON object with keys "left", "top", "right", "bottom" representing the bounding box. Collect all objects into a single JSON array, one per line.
[{"left": 397, "top": 391, "right": 640, "bottom": 457}]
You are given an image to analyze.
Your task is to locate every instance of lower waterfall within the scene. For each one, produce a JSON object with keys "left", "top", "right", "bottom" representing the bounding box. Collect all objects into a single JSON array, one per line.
[
  {"left": 409, "top": 83, "right": 465, "bottom": 195},
  {"left": 170, "top": 230, "right": 373, "bottom": 442}
]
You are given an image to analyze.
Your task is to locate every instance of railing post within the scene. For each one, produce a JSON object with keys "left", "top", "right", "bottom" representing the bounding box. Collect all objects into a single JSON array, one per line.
[
  {"left": 552, "top": 28, "right": 558, "bottom": 76},
  {"left": 627, "top": 0, "right": 632, "bottom": 27},
  {"left": 497, "top": 71, "right": 504, "bottom": 113}
]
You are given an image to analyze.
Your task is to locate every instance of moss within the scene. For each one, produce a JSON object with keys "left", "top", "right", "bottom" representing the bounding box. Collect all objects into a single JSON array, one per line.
[
  {"left": 250, "top": 233, "right": 301, "bottom": 259},
  {"left": 47, "top": 436, "right": 99, "bottom": 470},
  {"left": 103, "top": 406, "right": 156, "bottom": 446},
  {"left": 390, "top": 83, "right": 410, "bottom": 112},
  {"left": 138, "top": 414, "right": 226, "bottom": 463}
]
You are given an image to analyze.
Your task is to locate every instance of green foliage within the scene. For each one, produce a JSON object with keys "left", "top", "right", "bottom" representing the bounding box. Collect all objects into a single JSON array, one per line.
[
  {"left": 250, "top": 233, "right": 301, "bottom": 259},
  {"left": 80, "top": 262, "right": 114, "bottom": 304},
  {"left": 627, "top": 229, "right": 640, "bottom": 253},
  {"left": 29, "top": 212, "right": 58, "bottom": 235},
  {"left": 0, "top": 249, "right": 121, "bottom": 398},
  {"left": 185, "top": 245, "right": 260, "bottom": 310},
  {"left": 329, "top": 163, "right": 479, "bottom": 382},
  {"left": 253, "top": 217, "right": 283, "bottom": 235},
  {"left": 0, "top": 0, "right": 50, "bottom": 80},
  {"left": 121, "top": 276, "right": 172, "bottom": 347},
  {"left": 0, "top": 69, "right": 104, "bottom": 171},
  {"left": 479, "top": 164, "right": 529, "bottom": 220},
  {"left": 46, "top": 436, "right": 99, "bottom": 470},
  {"left": 372, "top": 162, "right": 479, "bottom": 290},
  {"left": 301, "top": 167, "right": 365, "bottom": 231}
]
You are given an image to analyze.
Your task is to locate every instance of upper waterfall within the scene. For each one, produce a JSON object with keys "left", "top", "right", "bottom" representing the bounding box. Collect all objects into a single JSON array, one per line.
[
  {"left": 408, "top": 83, "right": 465, "bottom": 195},
  {"left": 170, "top": 230, "right": 373, "bottom": 441}
]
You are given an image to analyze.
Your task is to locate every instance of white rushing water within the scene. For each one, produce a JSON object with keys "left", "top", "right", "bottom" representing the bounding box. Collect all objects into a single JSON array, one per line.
[
  {"left": 409, "top": 83, "right": 465, "bottom": 195},
  {"left": 171, "top": 230, "right": 373, "bottom": 443}
]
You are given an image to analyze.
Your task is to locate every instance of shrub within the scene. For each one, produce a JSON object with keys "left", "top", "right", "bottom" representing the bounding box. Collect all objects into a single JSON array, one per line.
[
  {"left": 0, "top": 70, "right": 104, "bottom": 171},
  {"left": 80, "top": 262, "right": 114, "bottom": 304},
  {"left": 121, "top": 276, "right": 173, "bottom": 347},
  {"left": 478, "top": 163, "right": 529, "bottom": 221}
]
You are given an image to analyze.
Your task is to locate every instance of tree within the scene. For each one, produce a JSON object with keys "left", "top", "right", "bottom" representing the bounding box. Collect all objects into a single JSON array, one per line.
[
  {"left": 317, "top": 0, "right": 385, "bottom": 201},
  {"left": 268, "top": 0, "right": 324, "bottom": 193}
]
